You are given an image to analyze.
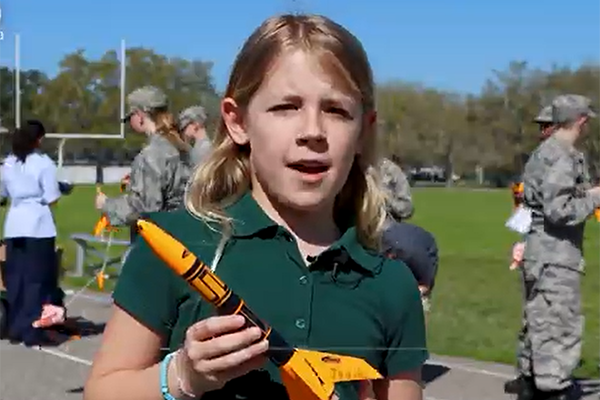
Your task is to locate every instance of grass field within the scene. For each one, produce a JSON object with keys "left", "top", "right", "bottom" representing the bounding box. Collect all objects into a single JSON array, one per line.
[
  {"left": 1, "top": 185, "right": 598, "bottom": 377},
  {"left": 0, "top": 185, "right": 131, "bottom": 290},
  {"left": 410, "top": 188, "right": 599, "bottom": 379}
]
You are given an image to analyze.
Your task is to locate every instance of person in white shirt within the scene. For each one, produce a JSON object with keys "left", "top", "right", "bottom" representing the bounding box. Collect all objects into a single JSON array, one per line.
[{"left": 0, "top": 122, "right": 62, "bottom": 346}]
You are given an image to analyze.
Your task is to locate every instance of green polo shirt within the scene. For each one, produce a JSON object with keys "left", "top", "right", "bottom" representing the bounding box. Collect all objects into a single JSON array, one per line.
[{"left": 113, "top": 192, "right": 428, "bottom": 400}]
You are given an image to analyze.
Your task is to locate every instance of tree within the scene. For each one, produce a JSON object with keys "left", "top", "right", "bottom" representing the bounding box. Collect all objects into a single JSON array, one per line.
[
  {"left": 0, "top": 44, "right": 597, "bottom": 184},
  {"left": 22, "top": 47, "right": 220, "bottom": 164}
]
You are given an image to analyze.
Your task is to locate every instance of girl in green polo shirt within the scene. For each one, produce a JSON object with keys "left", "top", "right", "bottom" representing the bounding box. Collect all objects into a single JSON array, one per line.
[{"left": 84, "top": 13, "right": 428, "bottom": 400}]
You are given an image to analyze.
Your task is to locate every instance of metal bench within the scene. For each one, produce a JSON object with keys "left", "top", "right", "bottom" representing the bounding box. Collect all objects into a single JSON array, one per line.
[{"left": 69, "top": 233, "right": 131, "bottom": 277}]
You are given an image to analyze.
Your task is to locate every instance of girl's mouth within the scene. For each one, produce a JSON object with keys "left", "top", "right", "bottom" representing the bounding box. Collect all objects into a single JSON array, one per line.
[
  {"left": 287, "top": 161, "right": 331, "bottom": 183},
  {"left": 288, "top": 163, "right": 330, "bottom": 174}
]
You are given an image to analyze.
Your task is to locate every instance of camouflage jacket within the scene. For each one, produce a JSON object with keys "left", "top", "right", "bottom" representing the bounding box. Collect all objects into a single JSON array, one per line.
[
  {"left": 522, "top": 134, "right": 600, "bottom": 269},
  {"left": 379, "top": 158, "right": 414, "bottom": 220},
  {"left": 190, "top": 137, "right": 213, "bottom": 167},
  {"left": 102, "top": 133, "right": 192, "bottom": 226}
]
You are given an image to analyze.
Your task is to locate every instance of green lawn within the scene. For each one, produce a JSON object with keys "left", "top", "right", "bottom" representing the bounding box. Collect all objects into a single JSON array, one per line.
[
  {"left": 0, "top": 185, "right": 129, "bottom": 291},
  {"left": 1, "top": 185, "right": 598, "bottom": 377},
  {"left": 410, "top": 188, "right": 599, "bottom": 378}
]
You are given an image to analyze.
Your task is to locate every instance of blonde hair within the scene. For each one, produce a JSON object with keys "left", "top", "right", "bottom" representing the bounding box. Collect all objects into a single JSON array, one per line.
[
  {"left": 150, "top": 109, "right": 192, "bottom": 152},
  {"left": 185, "top": 14, "right": 387, "bottom": 250}
]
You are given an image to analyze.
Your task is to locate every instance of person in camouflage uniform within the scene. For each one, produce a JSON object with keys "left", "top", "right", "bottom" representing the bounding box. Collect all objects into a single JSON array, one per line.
[
  {"left": 508, "top": 105, "right": 557, "bottom": 271},
  {"left": 535, "top": 105, "right": 556, "bottom": 140},
  {"left": 95, "top": 86, "right": 192, "bottom": 237},
  {"left": 510, "top": 94, "right": 600, "bottom": 400},
  {"left": 505, "top": 104, "right": 558, "bottom": 393},
  {"left": 178, "top": 105, "right": 213, "bottom": 167},
  {"left": 379, "top": 157, "right": 414, "bottom": 220},
  {"left": 512, "top": 105, "right": 555, "bottom": 209}
]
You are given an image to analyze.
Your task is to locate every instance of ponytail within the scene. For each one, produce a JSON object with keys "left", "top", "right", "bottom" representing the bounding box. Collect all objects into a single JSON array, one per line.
[
  {"left": 11, "top": 121, "right": 46, "bottom": 163},
  {"left": 151, "top": 110, "right": 192, "bottom": 152}
]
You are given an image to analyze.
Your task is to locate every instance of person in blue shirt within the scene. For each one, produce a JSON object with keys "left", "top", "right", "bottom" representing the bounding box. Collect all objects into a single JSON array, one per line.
[
  {"left": 381, "top": 220, "right": 439, "bottom": 316},
  {"left": 0, "top": 122, "right": 62, "bottom": 346}
]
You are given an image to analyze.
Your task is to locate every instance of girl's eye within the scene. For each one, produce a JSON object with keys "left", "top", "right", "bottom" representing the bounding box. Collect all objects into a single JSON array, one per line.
[
  {"left": 269, "top": 104, "right": 298, "bottom": 112},
  {"left": 325, "top": 107, "right": 352, "bottom": 119}
]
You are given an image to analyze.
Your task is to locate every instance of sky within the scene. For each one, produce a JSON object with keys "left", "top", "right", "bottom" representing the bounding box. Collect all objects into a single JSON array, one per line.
[{"left": 0, "top": 0, "right": 598, "bottom": 95}]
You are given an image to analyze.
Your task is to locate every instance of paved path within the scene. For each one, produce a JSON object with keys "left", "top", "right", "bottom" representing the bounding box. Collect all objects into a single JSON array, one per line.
[{"left": 1, "top": 292, "right": 598, "bottom": 400}]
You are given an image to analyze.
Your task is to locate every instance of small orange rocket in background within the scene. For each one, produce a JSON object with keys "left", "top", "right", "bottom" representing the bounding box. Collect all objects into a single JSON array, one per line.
[
  {"left": 92, "top": 185, "right": 118, "bottom": 290},
  {"left": 511, "top": 181, "right": 599, "bottom": 221},
  {"left": 120, "top": 173, "right": 130, "bottom": 193},
  {"left": 93, "top": 173, "right": 129, "bottom": 240},
  {"left": 93, "top": 185, "right": 118, "bottom": 237},
  {"left": 136, "top": 218, "right": 383, "bottom": 400},
  {"left": 511, "top": 182, "right": 524, "bottom": 209},
  {"left": 92, "top": 214, "right": 112, "bottom": 237}
]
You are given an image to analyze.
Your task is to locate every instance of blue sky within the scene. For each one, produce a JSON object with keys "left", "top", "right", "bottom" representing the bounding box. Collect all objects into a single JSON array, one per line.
[{"left": 0, "top": 0, "right": 598, "bottom": 95}]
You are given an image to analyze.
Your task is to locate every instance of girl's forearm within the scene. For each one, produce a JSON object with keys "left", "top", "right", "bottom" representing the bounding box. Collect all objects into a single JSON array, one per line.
[{"left": 84, "top": 357, "right": 197, "bottom": 400}]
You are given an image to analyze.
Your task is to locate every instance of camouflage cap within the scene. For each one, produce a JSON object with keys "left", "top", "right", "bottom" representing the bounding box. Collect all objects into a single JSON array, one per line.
[
  {"left": 178, "top": 105, "right": 207, "bottom": 131},
  {"left": 551, "top": 94, "right": 597, "bottom": 123},
  {"left": 533, "top": 105, "right": 553, "bottom": 124},
  {"left": 122, "top": 86, "right": 168, "bottom": 122}
]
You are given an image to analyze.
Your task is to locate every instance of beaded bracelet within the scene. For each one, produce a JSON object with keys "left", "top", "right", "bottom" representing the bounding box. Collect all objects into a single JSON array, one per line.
[
  {"left": 173, "top": 349, "right": 197, "bottom": 399},
  {"left": 160, "top": 350, "right": 196, "bottom": 400},
  {"left": 160, "top": 352, "right": 177, "bottom": 400}
]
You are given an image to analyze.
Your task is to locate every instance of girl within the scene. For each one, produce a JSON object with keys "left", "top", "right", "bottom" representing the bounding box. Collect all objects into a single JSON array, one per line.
[
  {"left": 84, "top": 14, "right": 428, "bottom": 400},
  {"left": 95, "top": 86, "right": 192, "bottom": 242},
  {"left": 178, "top": 105, "right": 213, "bottom": 167},
  {"left": 0, "top": 123, "right": 62, "bottom": 346}
]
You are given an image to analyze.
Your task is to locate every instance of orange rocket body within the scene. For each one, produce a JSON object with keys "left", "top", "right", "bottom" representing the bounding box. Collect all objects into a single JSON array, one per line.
[
  {"left": 511, "top": 181, "right": 524, "bottom": 209},
  {"left": 135, "top": 219, "right": 382, "bottom": 400},
  {"left": 93, "top": 186, "right": 118, "bottom": 237}
]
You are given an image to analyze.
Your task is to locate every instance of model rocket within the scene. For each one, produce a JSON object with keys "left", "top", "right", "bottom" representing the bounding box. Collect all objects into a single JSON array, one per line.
[
  {"left": 93, "top": 214, "right": 111, "bottom": 236},
  {"left": 93, "top": 173, "right": 130, "bottom": 237},
  {"left": 120, "top": 173, "right": 130, "bottom": 193},
  {"left": 92, "top": 186, "right": 118, "bottom": 290},
  {"left": 135, "top": 218, "right": 382, "bottom": 400},
  {"left": 93, "top": 186, "right": 114, "bottom": 237}
]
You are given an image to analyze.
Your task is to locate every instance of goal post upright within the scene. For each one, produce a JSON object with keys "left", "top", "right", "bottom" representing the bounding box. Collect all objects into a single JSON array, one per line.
[{"left": 13, "top": 34, "right": 127, "bottom": 168}]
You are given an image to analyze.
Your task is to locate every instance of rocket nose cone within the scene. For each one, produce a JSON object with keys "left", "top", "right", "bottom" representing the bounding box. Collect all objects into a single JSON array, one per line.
[{"left": 136, "top": 219, "right": 149, "bottom": 233}]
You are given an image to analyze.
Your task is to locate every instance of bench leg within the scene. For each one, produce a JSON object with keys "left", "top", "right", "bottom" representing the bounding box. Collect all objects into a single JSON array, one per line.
[
  {"left": 71, "top": 243, "right": 85, "bottom": 277},
  {"left": 68, "top": 239, "right": 131, "bottom": 278}
]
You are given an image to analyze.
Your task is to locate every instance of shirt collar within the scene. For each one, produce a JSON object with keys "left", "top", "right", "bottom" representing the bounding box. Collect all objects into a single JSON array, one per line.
[{"left": 225, "top": 192, "right": 382, "bottom": 273}]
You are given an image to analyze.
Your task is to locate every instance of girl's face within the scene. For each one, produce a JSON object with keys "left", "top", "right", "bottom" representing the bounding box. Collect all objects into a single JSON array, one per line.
[
  {"left": 183, "top": 122, "right": 205, "bottom": 139},
  {"left": 223, "top": 50, "right": 366, "bottom": 215},
  {"left": 129, "top": 111, "right": 145, "bottom": 133}
]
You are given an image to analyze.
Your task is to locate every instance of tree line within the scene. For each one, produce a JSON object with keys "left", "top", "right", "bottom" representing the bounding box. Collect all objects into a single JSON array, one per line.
[
  {"left": 0, "top": 47, "right": 598, "bottom": 186},
  {"left": 0, "top": 47, "right": 221, "bottom": 167}
]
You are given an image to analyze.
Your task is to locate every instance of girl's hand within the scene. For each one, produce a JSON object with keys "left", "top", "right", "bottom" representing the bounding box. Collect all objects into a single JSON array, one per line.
[
  {"left": 95, "top": 192, "right": 107, "bottom": 210},
  {"left": 120, "top": 175, "right": 130, "bottom": 192},
  {"left": 32, "top": 304, "right": 66, "bottom": 328},
  {"left": 176, "top": 315, "right": 269, "bottom": 397},
  {"left": 509, "top": 242, "right": 525, "bottom": 270}
]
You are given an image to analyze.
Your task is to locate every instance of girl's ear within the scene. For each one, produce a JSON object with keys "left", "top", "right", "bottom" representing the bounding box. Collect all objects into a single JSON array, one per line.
[
  {"left": 221, "top": 98, "right": 249, "bottom": 145},
  {"left": 357, "top": 110, "right": 377, "bottom": 155},
  {"left": 366, "top": 110, "right": 377, "bottom": 128}
]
